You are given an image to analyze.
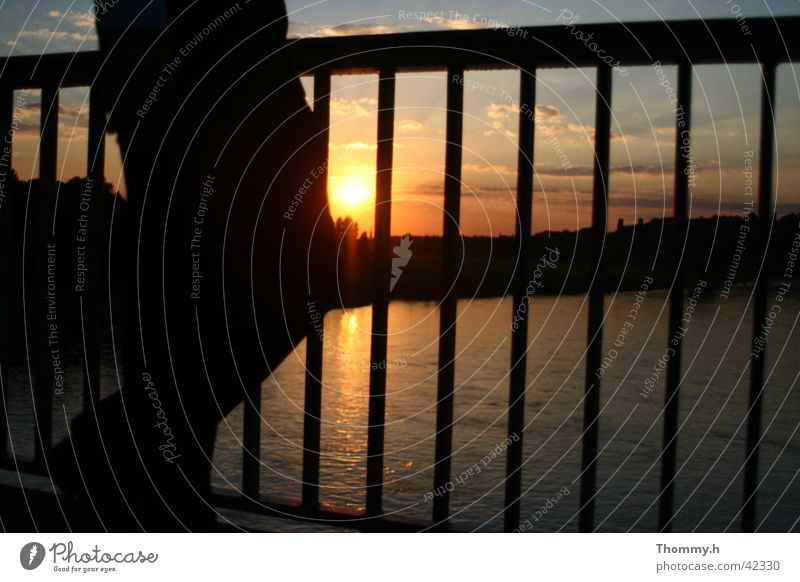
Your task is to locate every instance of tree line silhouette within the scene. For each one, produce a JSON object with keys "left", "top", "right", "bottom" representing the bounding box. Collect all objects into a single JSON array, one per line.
[{"left": 3, "top": 174, "right": 799, "bottom": 329}]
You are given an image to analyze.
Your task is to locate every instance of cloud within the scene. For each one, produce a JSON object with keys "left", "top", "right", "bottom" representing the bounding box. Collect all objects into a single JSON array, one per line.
[
  {"left": 57, "top": 124, "right": 88, "bottom": 141},
  {"left": 536, "top": 164, "right": 592, "bottom": 177},
  {"left": 59, "top": 103, "right": 89, "bottom": 120},
  {"left": 8, "top": 99, "right": 91, "bottom": 138},
  {"left": 487, "top": 103, "right": 519, "bottom": 120},
  {"left": 486, "top": 104, "right": 562, "bottom": 141},
  {"left": 535, "top": 104, "right": 562, "bottom": 120},
  {"left": 532, "top": 162, "right": 720, "bottom": 178},
  {"left": 482, "top": 125, "right": 518, "bottom": 140},
  {"left": 398, "top": 120, "right": 423, "bottom": 131},
  {"left": 331, "top": 141, "right": 377, "bottom": 152},
  {"left": 395, "top": 181, "right": 517, "bottom": 199},
  {"left": 613, "top": 163, "right": 672, "bottom": 175},
  {"left": 567, "top": 122, "right": 593, "bottom": 135},
  {"left": 15, "top": 28, "right": 86, "bottom": 42},
  {"left": 48, "top": 9, "right": 96, "bottom": 29},
  {"left": 330, "top": 97, "right": 377, "bottom": 118},
  {"left": 554, "top": 125, "right": 651, "bottom": 144},
  {"left": 481, "top": 129, "right": 518, "bottom": 139},
  {"left": 611, "top": 130, "right": 640, "bottom": 144},
  {"left": 288, "top": 13, "right": 517, "bottom": 38},
  {"left": 464, "top": 163, "right": 516, "bottom": 175},
  {"left": 419, "top": 16, "right": 485, "bottom": 31},
  {"left": 289, "top": 21, "right": 416, "bottom": 38},
  {"left": 483, "top": 103, "right": 519, "bottom": 138},
  {"left": 487, "top": 102, "right": 561, "bottom": 120},
  {"left": 2, "top": 26, "right": 96, "bottom": 56},
  {"left": 2, "top": 6, "right": 100, "bottom": 55}
]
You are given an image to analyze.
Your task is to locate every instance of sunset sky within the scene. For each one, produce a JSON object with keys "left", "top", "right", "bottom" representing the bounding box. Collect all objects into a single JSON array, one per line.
[{"left": 1, "top": 0, "right": 799, "bottom": 235}]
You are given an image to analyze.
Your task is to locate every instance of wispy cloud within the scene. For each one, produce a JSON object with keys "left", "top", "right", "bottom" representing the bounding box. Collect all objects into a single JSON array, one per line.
[
  {"left": 464, "top": 163, "right": 516, "bottom": 174},
  {"left": 567, "top": 122, "right": 593, "bottom": 134},
  {"left": 47, "top": 9, "right": 95, "bottom": 29},
  {"left": 484, "top": 102, "right": 563, "bottom": 139},
  {"left": 331, "top": 141, "right": 378, "bottom": 152},
  {"left": 289, "top": 21, "right": 416, "bottom": 37},
  {"left": 535, "top": 104, "right": 562, "bottom": 120},
  {"left": 330, "top": 96, "right": 377, "bottom": 118},
  {"left": 487, "top": 102, "right": 562, "bottom": 122},
  {"left": 419, "top": 16, "right": 484, "bottom": 31},
  {"left": 398, "top": 119, "right": 423, "bottom": 131},
  {"left": 534, "top": 162, "right": 720, "bottom": 178},
  {"left": 487, "top": 103, "right": 518, "bottom": 119},
  {"left": 3, "top": 7, "right": 98, "bottom": 53},
  {"left": 8, "top": 28, "right": 86, "bottom": 43}
]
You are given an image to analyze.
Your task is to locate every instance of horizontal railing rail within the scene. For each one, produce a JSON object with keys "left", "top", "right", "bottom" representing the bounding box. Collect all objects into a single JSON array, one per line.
[
  {"left": 1, "top": 17, "right": 799, "bottom": 86},
  {"left": 0, "top": 16, "right": 795, "bottom": 532}
]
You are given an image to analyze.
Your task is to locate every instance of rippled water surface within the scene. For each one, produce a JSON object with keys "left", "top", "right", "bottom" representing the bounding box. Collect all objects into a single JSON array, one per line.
[
  {"left": 7, "top": 287, "right": 800, "bottom": 531},
  {"left": 213, "top": 287, "right": 800, "bottom": 532}
]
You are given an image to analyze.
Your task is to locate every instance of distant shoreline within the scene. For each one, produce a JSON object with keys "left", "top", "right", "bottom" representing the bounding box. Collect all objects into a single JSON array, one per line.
[{"left": 366, "top": 278, "right": 791, "bottom": 305}]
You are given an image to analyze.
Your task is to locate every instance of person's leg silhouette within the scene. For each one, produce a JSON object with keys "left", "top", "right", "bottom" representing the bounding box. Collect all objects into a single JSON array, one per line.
[{"left": 52, "top": 0, "right": 337, "bottom": 531}]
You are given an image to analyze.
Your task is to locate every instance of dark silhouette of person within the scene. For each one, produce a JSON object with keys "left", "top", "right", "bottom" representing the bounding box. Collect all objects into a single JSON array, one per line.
[{"left": 51, "top": 0, "right": 338, "bottom": 531}]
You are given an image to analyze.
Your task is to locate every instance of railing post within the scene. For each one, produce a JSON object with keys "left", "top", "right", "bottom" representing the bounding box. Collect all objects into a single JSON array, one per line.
[
  {"left": 242, "top": 390, "right": 262, "bottom": 499},
  {"left": 658, "top": 62, "right": 692, "bottom": 532},
  {"left": 301, "top": 70, "right": 331, "bottom": 512},
  {"left": 81, "top": 86, "right": 107, "bottom": 418},
  {"left": 32, "top": 84, "right": 59, "bottom": 469},
  {"left": 579, "top": 65, "right": 612, "bottom": 532},
  {"left": 504, "top": 66, "right": 536, "bottom": 532},
  {"left": 432, "top": 65, "right": 464, "bottom": 528},
  {"left": 743, "top": 61, "right": 777, "bottom": 533},
  {"left": 366, "top": 67, "right": 395, "bottom": 518},
  {"left": 0, "top": 85, "right": 13, "bottom": 460}
]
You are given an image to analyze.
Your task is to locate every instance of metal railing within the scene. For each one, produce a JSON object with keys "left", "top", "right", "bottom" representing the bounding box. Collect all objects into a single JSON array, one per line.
[{"left": 0, "top": 16, "right": 798, "bottom": 532}]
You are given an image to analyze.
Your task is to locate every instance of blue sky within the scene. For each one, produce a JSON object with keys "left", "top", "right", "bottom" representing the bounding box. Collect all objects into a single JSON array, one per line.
[{"left": 1, "top": 1, "right": 799, "bottom": 234}]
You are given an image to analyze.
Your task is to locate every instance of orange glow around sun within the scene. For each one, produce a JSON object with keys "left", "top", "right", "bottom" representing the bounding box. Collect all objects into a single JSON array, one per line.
[{"left": 329, "top": 174, "right": 374, "bottom": 219}]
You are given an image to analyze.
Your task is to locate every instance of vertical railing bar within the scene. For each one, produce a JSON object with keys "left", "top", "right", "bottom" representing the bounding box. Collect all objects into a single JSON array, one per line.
[
  {"left": 432, "top": 65, "right": 464, "bottom": 527},
  {"left": 33, "top": 85, "right": 59, "bottom": 468},
  {"left": 242, "top": 57, "right": 263, "bottom": 499},
  {"left": 301, "top": 70, "right": 331, "bottom": 511},
  {"left": 504, "top": 66, "right": 536, "bottom": 532},
  {"left": 241, "top": 388, "right": 262, "bottom": 498},
  {"left": 0, "top": 85, "right": 13, "bottom": 460},
  {"left": 658, "top": 62, "right": 692, "bottom": 532},
  {"left": 81, "top": 87, "right": 106, "bottom": 417},
  {"left": 743, "top": 61, "right": 777, "bottom": 533},
  {"left": 579, "top": 65, "right": 612, "bottom": 532},
  {"left": 366, "top": 67, "right": 395, "bottom": 518}
]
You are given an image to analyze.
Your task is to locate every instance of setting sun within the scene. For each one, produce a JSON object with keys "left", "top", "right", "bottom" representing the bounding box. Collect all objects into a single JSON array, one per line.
[{"left": 329, "top": 174, "right": 374, "bottom": 217}]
